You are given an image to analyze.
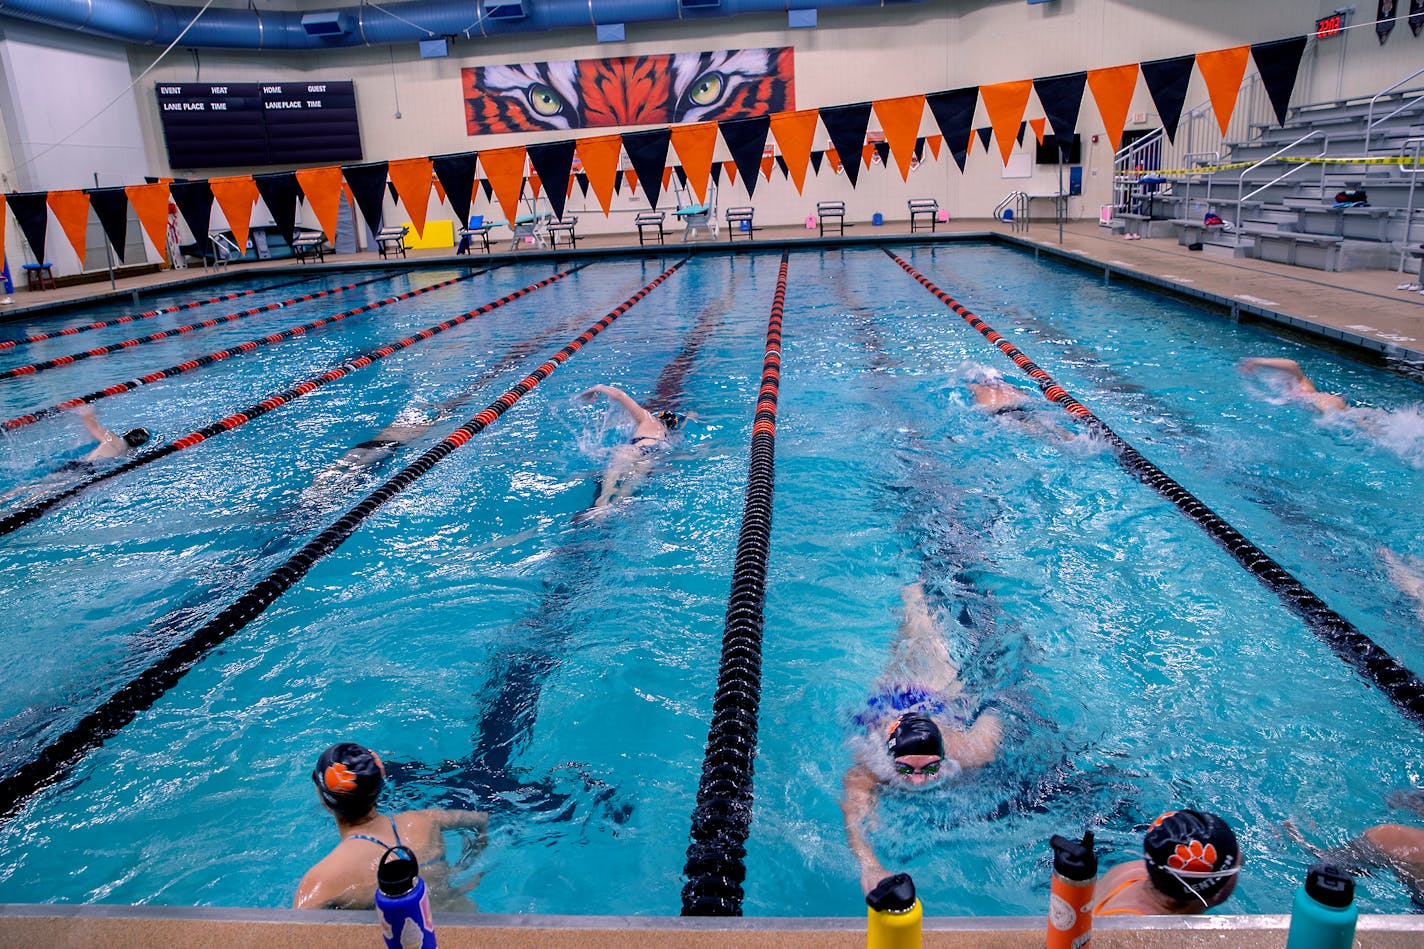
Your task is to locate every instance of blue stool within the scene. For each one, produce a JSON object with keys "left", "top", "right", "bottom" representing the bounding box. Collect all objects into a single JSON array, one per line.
[{"left": 23, "top": 262, "right": 55, "bottom": 291}]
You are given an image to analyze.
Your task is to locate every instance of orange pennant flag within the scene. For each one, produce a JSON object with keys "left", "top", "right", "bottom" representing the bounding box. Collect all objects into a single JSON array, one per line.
[
  {"left": 769, "top": 109, "right": 818, "bottom": 195},
  {"left": 210, "top": 175, "right": 259, "bottom": 255},
  {"left": 722, "top": 160, "right": 738, "bottom": 185},
  {"left": 567, "top": 176, "right": 577, "bottom": 198},
  {"left": 825, "top": 149, "right": 841, "bottom": 174},
  {"left": 47, "top": 190, "right": 91, "bottom": 268},
  {"left": 927, "top": 135, "right": 943, "bottom": 160},
  {"left": 1086, "top": 63, "right": 1140, "bottom": 153},
  {"left": 432, "top": 175, "right": 446, "bottom": 206},
  {"left": 872, "top": 94, "right": 926, "bottom": 180},
  {"left": 387, "top": 157, "right": 435, "bottom": 237},
  {"left": 1029, "top": 117, "right": 1047, "bottom": 144},
  {"left": 1197, "top": 45, "right": 1251, "bottom": 136},
  {"left": 478, "top": 145, "right": 528, "bottom": 225},
  {"left": 577, "top": 135, "right": 623, "bottom": 216},
  {"left": 294, "top": 166, "right": 345, "bottom": 243},
  {"left": 528, "top": 172, "right": 543, "bottom": 200},
  {"left": 661, "top": 167, "right": 673, "bottom": 192},
  {"left": 761, "top": 154, "right": 776, "bottom": 181},
  {"left": 125, "top": 182, "right": 170, "bottom": 263},
  {"left": 624, "top": 168, "right": 639, "bottom": 194},
  {"left": 670, "top": 122, "right": 717, "bottom": 204},
  {"left": 979, "top": 80, "right": 1033, "bottom": 166},
  {"left": 861, "top": 144, "right": 875, "bottom": 169}
]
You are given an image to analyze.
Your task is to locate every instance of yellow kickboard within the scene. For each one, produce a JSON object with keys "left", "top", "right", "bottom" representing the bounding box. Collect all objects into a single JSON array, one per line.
[{"left": 402, "top": 219, "right": 455, "bottom": 249}]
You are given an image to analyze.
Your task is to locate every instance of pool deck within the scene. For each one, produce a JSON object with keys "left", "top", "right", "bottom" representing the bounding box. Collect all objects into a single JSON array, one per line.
[
  {"left": 4, "top": 220, "right": 1424, "bottom": 941},
  {"left": 3, "top": 218, "right": 1422, "bottom": 365}
]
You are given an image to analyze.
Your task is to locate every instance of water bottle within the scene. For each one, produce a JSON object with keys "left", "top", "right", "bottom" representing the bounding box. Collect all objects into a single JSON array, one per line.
[
  {"left": 1046, "top": 831, "right": 1098, "bottom": 949},
  {"left": 1285, "top": 863, "right": 1358, "bottom": 949},
  {"left": 866, "top": 872, "right": 922, "bottom": 949},
  {"left": 375, "top": 846, "right": 436, "bottom": 949}
]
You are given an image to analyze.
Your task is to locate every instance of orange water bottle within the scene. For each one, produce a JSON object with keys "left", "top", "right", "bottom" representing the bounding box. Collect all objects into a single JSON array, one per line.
[{"left": 1047, "top": 831, "right": 1098, "bottom": 949}]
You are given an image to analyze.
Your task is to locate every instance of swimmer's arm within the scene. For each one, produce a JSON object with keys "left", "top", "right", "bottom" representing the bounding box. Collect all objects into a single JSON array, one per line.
[
  {"left": 841, "top": 765, "right": 890, "bottom": 896},
  {"left": 293, "top": 865, "right": 345, "bottom": 910},
  {"left": 76, "top": 405, "right": 115, "bottom": 444},
  {"left": 1239, "top": 358, "right": 1309, "bottom": 384},
  {"left": 424, "top": 808, "right": 490, "bottom": 832},
  {"left": 581, "top": 384, "right": 654, "bottom": 424},
  {"left": 947, "top": 712, "right": 1003, "bottom": 770}
]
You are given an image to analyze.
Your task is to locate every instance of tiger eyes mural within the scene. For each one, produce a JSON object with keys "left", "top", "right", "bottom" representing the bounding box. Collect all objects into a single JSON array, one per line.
[{"left": 463, "top": 47, "right": 795, "bottom": 134}]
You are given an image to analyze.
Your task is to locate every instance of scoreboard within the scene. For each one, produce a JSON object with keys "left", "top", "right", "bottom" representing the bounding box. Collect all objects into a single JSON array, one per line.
[{"left": 157, "top": 80, "right": 363, "bottom": 170}]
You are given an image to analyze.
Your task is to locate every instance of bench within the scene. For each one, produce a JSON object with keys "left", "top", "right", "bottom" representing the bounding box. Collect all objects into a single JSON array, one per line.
[
  {"left": 635, "top": 211, "right": 667, "bottom": 246},
  {"left": 291, "top": 234, "right": 328, "bottom": 264},
  {"left": 1115, "top": 212, "right": 1174, "bottom": 239},
  {"left": 725, "top": 207, "right": 755, "bottom": 241},
  {"left": 546, "top": 215, "right": 579, "bottom": 249},
  {"left": 816, "top": 201, "right": 846, "bottom": 237},
  {"left": 456, "top": 222, "right": 493, "bottom": 254},
  {"left": 1244, "top": 229, "right": 1343, "bottom": 271},
  {"left": 375, "top": 226, "right": 409, "bottom": 259},
  {"left": 908, "top": 199, "right": 939, "bottom": 233},
  {"left": 1295, "top": 205, "right": 1394, "bottom": 242},
  {"left": 1171, "top": 219, "right": 1228, "bottom": 246}
]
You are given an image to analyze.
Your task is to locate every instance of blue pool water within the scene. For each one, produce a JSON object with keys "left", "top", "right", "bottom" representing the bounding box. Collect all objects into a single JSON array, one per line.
[{"left": 0, "top": 246, "right": 1421, "bottom": 916}]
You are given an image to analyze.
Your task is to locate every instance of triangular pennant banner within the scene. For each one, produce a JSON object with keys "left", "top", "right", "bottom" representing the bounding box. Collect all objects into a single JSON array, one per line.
[
  {"left": 624, "top": 169, "right": 639, "bottom": 193},
  {"left": 431, "top": 152, "right": 479, "bottom": 227},
  {"left": 342, "top": 162, "right": 390, "bottom": 234},
  {"left": 809, "top": 150, "right": 824, "bottom": 175},
  {"left": 1029, "top": 118, "right": 1046, "bottom": 144},
  {"left": 670, "top": 121, "right": 718, "bottom": 205},
  {"left": 976, "top": 127, "right": 993, "bottom": 151},
  {"left": 478, "top": 146, "right": 528, "bottom": 225},
  {"left": 709, "top": 163, "right": 723, "bottom": 186},
  {"left": 254, "top": 172, "right": 300, "bottom": 246},
  {"left": 1196, "top": 46, "right": 1250, "bottom": 136},
  {"left": 762, "top": 153, "right": 776, "bottom": 181},
  {"left": 980, "top": 80, "right": 1033, "bottom": 165},
  {"left": 1139, "top": 56, "right": 1194, "bottom": 144},
  {"left": 575, "top": 173, "right": 590, "bottom": 197},
  {"left": 1251, "top": 36, "right": 1309, "bottom": 127},
  {"left": 825, "top": 148, "right": 841, "bottom": 174},
  {"left": 819, "top": 102, "right": 873, "bottom": 187},
  {"left": 872, "top": 94, "right": 926, "bottom": 181},
  {"left": 914, "top": 136, "right": 926, "bottom": 161},
  {"left": 480, "top": 178, "right": 495, "bottom": 203},
  {"left": 769, "top": 109, "right": 819, "bottom": 194},
  {"left": 88, "top": 188, "right": 130, "bottom": 264},
  {"left": 872, "top": 142, "right": 890, "bottom": 166},
  {"left": 387, "top": 157, "right": 435, "bottom": 237},
  {"left": 926, "top": 87, "right": 978, "bottom": 173},
  {"left": 1016, "top": 122, "right": 1027, "bottom": 146},
  {"left": 673, "top": 166, "right": 689, "bottom": 189},
  {"left": 721, "top": 161, "right": 737, "bottom": 186},
  {"left": 386, "top": 181, "right": 398, "bottom": 203},
  {"left": 775, "top": 155, "right": 790, "bottom": 179},
  {"left": 614, "top": 170, "right": 625, "bottom": 195},
  {"left": 433, "top": 177, "right": 446, "bottom": 206},
  {"left": 720, "top": 115, "right": 772, "bottom": 198},
  {"left": 47, "top": 190, "right": 91, "bottom": 268},
  {"left": 661, "top": 166, "right": 673, "bottom": 192},
  {"left": 294, "top": 166, "right": 345, "bottom": 243},
  {"left": 170, "top": 179, "right": 214, "bottom": 245},
  {"left": 527, "top": 139, "right": 577, "bottom": 220},
  {"left": 528, "top": 172, "right": 543, "bottom": 200},
  {"left": 209, "top": 176, "right": 259, "bottom": 256},
  {"left": 927, "top": 135, "right": 943, "bottom": 160},
  {"left": 622, "top": 128, "right": 672, "bottom": 210},
  {"left": 125, "top": 182, "right": 170, "bottom": 262},
  {"left": 1032, "top": 72, "right": 1087, "bottom": 159},
  {"left": 1086, "top": 63, "right": 1140, "bottom": 152},
  {"left": 576, "top": 135, "right": 623, "bottom": 216}
]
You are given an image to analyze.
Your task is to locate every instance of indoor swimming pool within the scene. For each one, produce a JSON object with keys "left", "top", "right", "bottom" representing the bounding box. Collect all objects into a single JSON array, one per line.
[{"left": 0, "top": 243, "right": 1422, "bottom": 916}]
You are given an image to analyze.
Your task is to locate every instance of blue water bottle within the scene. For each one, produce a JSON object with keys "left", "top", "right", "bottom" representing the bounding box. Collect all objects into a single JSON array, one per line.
[
  {"left": 376, "top": 846, "right": 437, "bottom": 949},
  {"left": 1285, "top": 863, "right": 1357, "bottom": 949}
]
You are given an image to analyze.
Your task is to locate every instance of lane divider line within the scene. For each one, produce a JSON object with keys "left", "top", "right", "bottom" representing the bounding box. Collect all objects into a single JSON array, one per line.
[
  {"left": 885, "top": 248, "right": 1424, "bottom": 730},
  {"left": 0, "top": 258, "right": 687, "bottom": 823},
  {"left": 682, "top": 250, "right": 788, "bottom": 917}
]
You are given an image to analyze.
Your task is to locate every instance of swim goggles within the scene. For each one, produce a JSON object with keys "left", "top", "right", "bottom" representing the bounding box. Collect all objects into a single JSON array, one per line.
[{"left": 893, "top": 759, "right": 942, "bottom": 776}]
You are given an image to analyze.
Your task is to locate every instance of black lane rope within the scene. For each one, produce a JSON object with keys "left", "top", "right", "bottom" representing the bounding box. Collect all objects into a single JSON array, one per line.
[
  {"left": 0, "top": 259, "right": 686, "bottom": 823},
  {"left": 0, "top": 266, "right": 583, "bottom": 539},
  {"left": 884, "top": 249, "right": 1424, "bottom": 729},
  {"left": 682, "top": 250, "right": 788, "bottom": 917},
  {"left": 0, "top": 273, "right": 401, "bottom": 381},
  {"left": 0, "top": 274, "right": 324, "bottom": 353},
  {"left": 2, "top": 272, "right": 474, "bottom": 432}
]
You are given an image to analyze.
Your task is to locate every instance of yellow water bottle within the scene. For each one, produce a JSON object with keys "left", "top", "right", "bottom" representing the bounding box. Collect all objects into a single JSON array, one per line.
[{"left": 866, "top": 873, "right": 922, "bottom": 949}]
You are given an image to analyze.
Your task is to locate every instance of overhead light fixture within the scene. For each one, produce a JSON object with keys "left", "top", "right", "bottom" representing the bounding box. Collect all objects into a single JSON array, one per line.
[{"left": 596, "top": 23, "right": 625, "bottom": 42}]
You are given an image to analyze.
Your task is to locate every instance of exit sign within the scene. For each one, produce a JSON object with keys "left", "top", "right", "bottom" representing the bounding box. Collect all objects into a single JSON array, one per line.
[{"left": 1315, "top": 12, "right": 1345, "bottom": 37}]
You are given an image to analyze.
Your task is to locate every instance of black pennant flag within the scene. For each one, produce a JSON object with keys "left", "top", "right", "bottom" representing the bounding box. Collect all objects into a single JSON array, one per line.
[
  {"left": 1251, "top": 37, "right": 1309, "bottom": 127},
  {"left": 873, "top": 141, "right": 891, "bottom": 166},
  {"left": 527, "top": 139, "right": 577, "bottom": 220},
  {"left": 819, "top": 103, "right": 872, "bottom": 187},
  {"left": 170, "top": 179, "right": 214, "bottom": 245},
  {"left": 253, "top": 172, "right": 300, "bottom": 246},
  {"left": 976, "top": 127, "right": 993, "bottom": 151},
  {"left": 809, "top": 150, "right": 825, "bottom": 175},
  {"left": 1139, "top": 56, "right": 1193, "bottom": 144},
  {"left": 386, "top": 181, "right": 398, "bottom": 203},
  {"left": 775, "top": 155, "right": 790, "bottom": 179},
  {"left": 8, "top": 192, "right": 49, "bottom": 262},
  {"left": 574, "top": 172, "right": 590, "bottom": 197},
  {"left": 479, "top": 178, "right": 494, "bottom": 203},
  {"left": 709, "top": 164, "right": 722, "bottom": 187},
  {"left": 1016, "top": 122, "right": 1027, "bottom": 146},
  {"left": 1032, "top": 72, "right": 1087, "bottom": 159},
  {"left": 431, "top": 152, "right": 478, "bottom": 227},
  {"left": 673, "top": 166, "right": 689, "bottom": 189},
  {"left": 914, "top": 137, "right": 926, "bottom": 162},
  {"left": 88, "top": 188, "right": 130, "bottom": 263},
  {"left": 343, "top": 162, "right": 389, "bottom": 233},
  {"left": 719, "top": 115, "right": 772, "bottom": 198},
  {"left": 614, "top": 170, "right": 624, "bottom": 195},
  {"left": 621, "top": 128, "right": 672, "bottom": 210},
  {"left": 926, "top": 87, "right": 978, "bottom": 173}
]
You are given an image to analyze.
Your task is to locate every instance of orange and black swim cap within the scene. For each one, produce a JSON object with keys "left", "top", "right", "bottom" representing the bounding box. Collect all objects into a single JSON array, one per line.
[
  {"left": 312, "top": 742, "right": 385, "bottom": 819},
  {"left": 1144, "top": 809, "right": 1240, "bottom": 906}
]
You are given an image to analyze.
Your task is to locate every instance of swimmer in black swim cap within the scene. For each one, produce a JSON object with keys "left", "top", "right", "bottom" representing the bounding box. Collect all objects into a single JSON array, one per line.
[
  {"left": 311, "top": 742, "right": 386, "bottom": 820},
  {"left": 577, "top": 384, "right": 684, "bottom": 510},
  {"left": 78, "top": 405, "right": 152, "bottom": 460},
  {"left": 122, "top": 428, "right": 151, "bottom": 449},
  {"left": 1093, "top": 809, "right": 1241, "bottom": 916}
]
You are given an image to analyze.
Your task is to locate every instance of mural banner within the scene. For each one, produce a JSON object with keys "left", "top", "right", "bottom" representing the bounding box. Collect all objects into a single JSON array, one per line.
[{"left": 463, "top": 47, "right": 794, "bottom": 134}]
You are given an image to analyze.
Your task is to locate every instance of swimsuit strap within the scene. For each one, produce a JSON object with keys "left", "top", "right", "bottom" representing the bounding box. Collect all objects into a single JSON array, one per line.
[
  {"left": 348, "top": 815, "right": 402, "bottom": 850},
  {"left": 1093, "top": 872, "right": 1148, "bottom": 917}
]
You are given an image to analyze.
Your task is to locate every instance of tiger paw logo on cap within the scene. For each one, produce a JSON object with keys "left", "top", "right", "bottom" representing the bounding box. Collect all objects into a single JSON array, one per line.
[
  {"left": 1169, "top": 840, "right": 1217, "bottom": 873},
  {"left": 324, "top": 762, "right": 359, "bottom": 793}
]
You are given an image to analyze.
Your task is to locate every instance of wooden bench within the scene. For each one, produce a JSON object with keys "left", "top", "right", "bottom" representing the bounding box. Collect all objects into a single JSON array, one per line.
[
  {"left": 291, "top": 234, "right": 327, "bottom": 264},
  {"left": 635, "top": 211, "right": 666, "bottom": 246},
  {"left": 908, "top": 199, "right": 939, "bottom": 233},
  {"left": 546, "top": 215, "right": 578, "bottom": 249},
  {"left": 725, "top": 207, "right": 755, "bottom": 241},
  {"left": 816, "top": 201, "right": 846, "bottom": 237},
  {"left": 1243, "top": 229, "right": 1344, "bottom": 271},
  {"left": 375, "top": 226, "right": 409, "bottom": 259}
]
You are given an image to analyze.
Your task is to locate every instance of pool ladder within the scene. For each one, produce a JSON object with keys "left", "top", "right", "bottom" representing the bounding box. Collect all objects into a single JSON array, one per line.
[{"left": 995, "top": 191, "right": 1029, "bottom": 232}]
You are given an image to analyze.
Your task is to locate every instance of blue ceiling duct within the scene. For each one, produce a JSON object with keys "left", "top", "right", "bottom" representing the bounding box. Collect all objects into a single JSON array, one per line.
[{"left": 0, "top": 0, "right": 923, "bottom": 49}]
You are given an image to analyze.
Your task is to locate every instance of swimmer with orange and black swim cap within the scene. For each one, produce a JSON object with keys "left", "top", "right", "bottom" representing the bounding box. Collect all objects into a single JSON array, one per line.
[
  {"left": 1093, "top": 809, "right": 1241, "bottom": 916},
  {"left": 311, "top": 742, "right": 385, "bottom": 820}
]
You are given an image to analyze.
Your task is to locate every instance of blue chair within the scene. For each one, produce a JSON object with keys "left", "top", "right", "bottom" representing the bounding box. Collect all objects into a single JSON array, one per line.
[{"left": 23, "top": 262, "right": 55, "bottom": 291}]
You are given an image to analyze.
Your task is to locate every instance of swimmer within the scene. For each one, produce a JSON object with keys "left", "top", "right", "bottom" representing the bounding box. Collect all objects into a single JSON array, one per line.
[
  {"left": 0, "top": 405, "right": 150, "bottom": 504},
  {"left": 1381, "top": 548, "right": 1424, "bottom": 623},
  {"left": 1285, "top": 790, "right": 1424, "bottom": 908},
  {"left": 840, "top": 582, "right": 1004, "bottom": 895},
  {"left": 1239, "top": 358, "right": 1351, "bottom": 414},
  {"left": 577, "top": 383, "right": 682, "bottom": 509},
  {"left": 294, "top": 742, "right": 489, "bottom": 912},
  {"left": 306, "top": 402, "right": 444, "bottom": 496},
  {"left": 965, "top": 368, "right": 1072, "bottom": 439},
  {"left": 1094, "top": 810, "right": 1242, "bottom": 916}
]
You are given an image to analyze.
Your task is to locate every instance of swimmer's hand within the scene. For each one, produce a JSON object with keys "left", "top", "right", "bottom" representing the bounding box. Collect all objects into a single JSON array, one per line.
[
  {"left": 862, "top": 867, "right": 894, "bottom": 898},
  {"left": 578, "top": 385, "right": 608, "bottom": 404}
]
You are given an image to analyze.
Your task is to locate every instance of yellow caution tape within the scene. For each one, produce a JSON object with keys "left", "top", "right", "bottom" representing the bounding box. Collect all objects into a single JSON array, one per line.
[{"left": 1122, "top": 156, "right": 1421, "bottom": 176}]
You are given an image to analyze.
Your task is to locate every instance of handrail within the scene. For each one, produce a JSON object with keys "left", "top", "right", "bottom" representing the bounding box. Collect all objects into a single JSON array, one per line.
[
  {"left": 1365, "top": 65, "right": 1424, "bottom": 151},
  {"left": 1402, "top": 138, "right": 1421, "bottom": 274},
  {"left": 994, "top": 191, "right": 1028, "bottom": 232},
  {"left": 1366, "top": 94, "right": 1424, "bottom": 152},
  {"left": 1233, "top": 129, "right": 1322, "bottom": 228}
]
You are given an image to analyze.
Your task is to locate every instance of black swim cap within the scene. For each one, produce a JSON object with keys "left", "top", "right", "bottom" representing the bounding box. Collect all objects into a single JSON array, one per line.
[
  {"left": 312, "top": 742, "right": 385, "bottom": 819},
  {"left": 886, "top": 712, "right": 944, "bottom": 760},
  {"left": 655, "top": 411, "right": 681, "bottom": 430},
  {"left": 1143, "top": 810, "right": 1240, "bottom": 906},
  {"left": 122, "top": 428, "right": 151, "bottom": 449}
]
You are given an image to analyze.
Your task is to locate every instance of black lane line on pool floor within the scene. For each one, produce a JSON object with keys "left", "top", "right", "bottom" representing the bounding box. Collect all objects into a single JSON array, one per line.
[
  {"left": 0, "top": 264, "right": 590, "bottom": 539},
  {"left": 0, "top": 274, "right": 326, "bottom": 353},
  {"left": 0, "top": 272, "right": 401, "bottom": 381},
  {"left": 682, "top": 250, "right": 788, "bottom": 917},
  {"left": 885, "top": 249, "right": 1424, "bottom": 730},
  {"left": 0, "top": 259, "right": 687, "bottom": 824},
  {"left": 2, "top": 271, "right": 472, "bottom": 432}
]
